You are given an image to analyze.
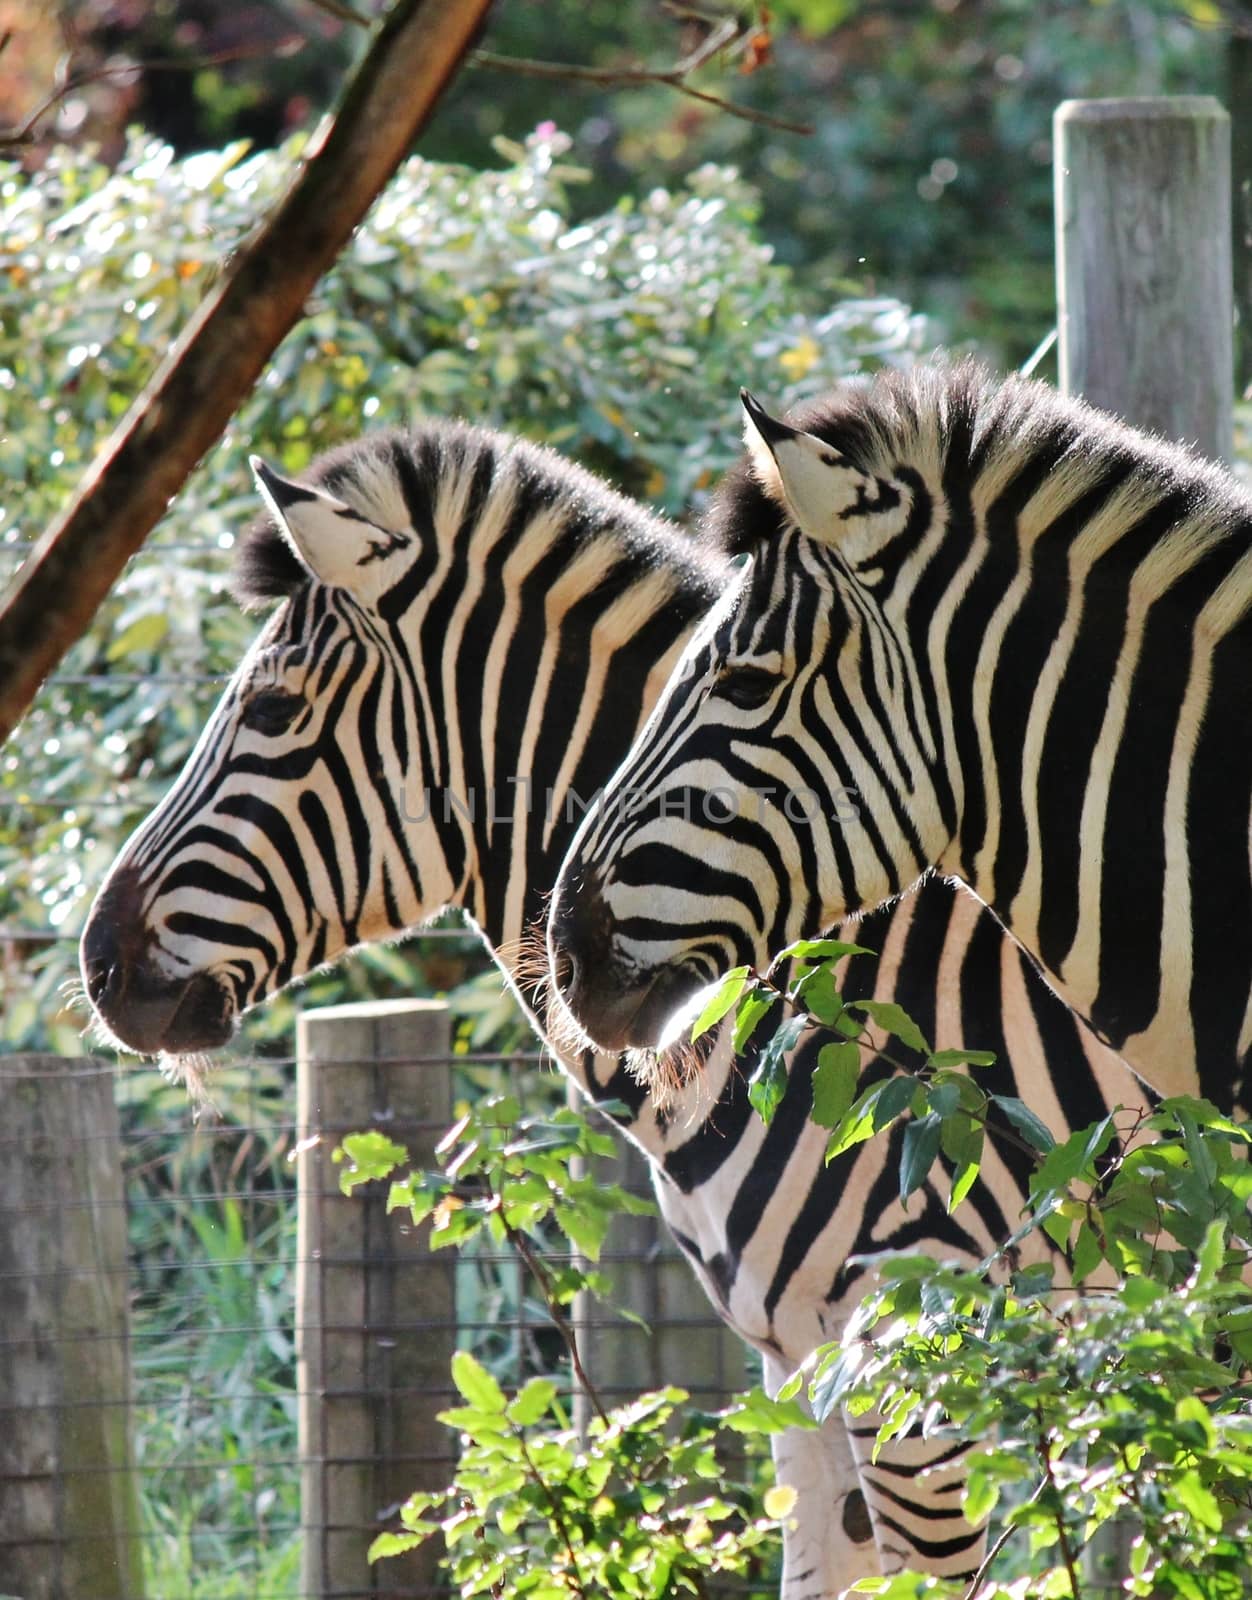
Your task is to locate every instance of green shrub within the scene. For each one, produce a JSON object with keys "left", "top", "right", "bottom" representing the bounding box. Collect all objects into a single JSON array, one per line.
[{"left": 337, "top": 1098, "right": 802, "bottom": 1597}]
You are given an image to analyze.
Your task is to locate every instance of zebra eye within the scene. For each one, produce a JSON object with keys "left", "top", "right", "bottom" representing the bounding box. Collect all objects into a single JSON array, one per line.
[
  {"left": 718, "top": 665, "right": 779, "bottom": 710},
  {"left": 241, "top": 689, "right": 303, "bottom": 736}
]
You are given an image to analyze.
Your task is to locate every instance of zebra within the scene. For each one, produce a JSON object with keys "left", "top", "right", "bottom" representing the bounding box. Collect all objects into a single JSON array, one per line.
[
  {"left": 78, "top": 416, "right": 1154, "bottom": 1596},
  {"left": 546, "top": 361, "right": 1252, "bottom": 1115}
]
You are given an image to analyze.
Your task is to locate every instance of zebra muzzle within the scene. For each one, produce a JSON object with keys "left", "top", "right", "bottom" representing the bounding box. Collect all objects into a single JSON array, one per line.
[
  {"left": 548, "top": 874, "right": 704, "bottom": 1053},
  {"left": 80, "top": 869, "right": 236, "bottom": 1055}
]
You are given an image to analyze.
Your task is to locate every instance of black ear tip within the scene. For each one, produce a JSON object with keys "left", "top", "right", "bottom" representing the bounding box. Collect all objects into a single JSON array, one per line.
[
  {"left": 250, "top": 456, "right": 317, "bottom": 509},
  {"left": 739, "top": 389, "right": 796, "bottom": 447}
]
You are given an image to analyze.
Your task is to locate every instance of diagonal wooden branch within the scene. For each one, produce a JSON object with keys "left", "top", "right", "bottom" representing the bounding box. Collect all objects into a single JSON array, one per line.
[{"left": 0, "top": 0, "right": 492, "bottom": 750}]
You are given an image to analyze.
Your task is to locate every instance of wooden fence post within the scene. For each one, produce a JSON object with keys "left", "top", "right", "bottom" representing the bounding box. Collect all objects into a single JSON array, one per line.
[
  {"left": 573, "top": 1124, "right": 750, "bottom": 1416},
  {"left": 1228, "top": 38, "right": 1252, "bottom": 394},
  {"left": 1056, "top": 97, "right": 1234, "bottom": 1600},
  {"left": 0, "top": 1056, "right": 145, "bottom": 1600},
  {"left": 296, "top": 1000, "right": 456, "bottom": 1600},
  {"left": 1055, "top": 96, "right": 1233, "bottom": 462}
]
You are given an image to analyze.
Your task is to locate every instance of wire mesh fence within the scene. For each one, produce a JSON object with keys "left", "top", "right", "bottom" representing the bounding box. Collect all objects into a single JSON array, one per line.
[{"left": 0, "top": 1004, "right": 772, "bottom": 1600}]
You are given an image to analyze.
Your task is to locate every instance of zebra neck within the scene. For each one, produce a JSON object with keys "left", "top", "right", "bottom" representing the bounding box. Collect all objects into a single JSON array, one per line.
[{"left": 931, "top": 540, "right": 1252, "bottom": 1107}]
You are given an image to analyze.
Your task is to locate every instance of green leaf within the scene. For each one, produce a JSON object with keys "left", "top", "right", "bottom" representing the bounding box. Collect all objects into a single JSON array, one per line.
[
  {"left": 748, "top": 1048, "right": 788, "bottom": 1126},
  {"left": 872, "top": 1074, "right": 917, "bottom": 1131},
  {"left": 748, "top": 1012, "right": 807, "bottom": 1125},
  {"left": 1174, "top": 1469, "right": 1223, "bottom": 1532},
  {"left": 507, "top": 1377, "right": 558, "bottom": 1427},
  {"left": 450, "top": 1349, "right": 506, "bottom": 1415},
  {"left": 846, "top": 999, "right": 930, "bottom": 1056},
  {"left": 369, "top": 1530, "right": 431, "bottom": 1561},
  {"left": 826, "top": 1083, "right": 888, "bottom": 1162},
  {"left": 334, "top": 1130, "right": 410, "bottom": 1193},
  {"left": 723, "top": 1384, "right": 816, "bottom": 1434},
  {"left": 1192, "top": 1218, "right": 1228, "bottom": 1291},
  {"left": 1044, "top": 1207, "right": 1077, "bottom": 1254},
  {"left": 1010, "top": 1263, "right": 1053, "bottom": 1301},
  {"left": 1031, "top": 1113, "right": 1115, "bottom": 1196},
  {"left": 811, "top": 1040, "right": 862, "bottom": 1128},
  {"left": 947, "top": 1139, "right": 983, "bottom": 1212},
  {"left": 773, "top": 937, "right": 874, "bottom": 967},
  {"left": 962, "top": 1458, "right": 1001, "bottom": 1525},
  {"left": 989, "top": 1094, "right": 1056, "bottom": 1153},
  {"left": 774, "top": 1368, "right": 805, "bottom": 1402},
  {"left": 106, "top": 610, "right": 169, "bottom": 660},
  {"left": 689, "top": 966, "right": 750, "bottom": 1041},
  {"left": 794, "top": 963, "right": 844, "bottom": 1025},
  {"left": 927, "top": 1047, "right": 997, "bottom": 1069},
  {"left": 898, "top": 1114, "right": 943, "bottom": 1208},
  {"left": 555, "top": 1202, "right": 609, "bottom": 1260},
  {"left": 733, "top": 988, "right": 778, "bottom": 1053},
  {"left": 1071, "top": 1219, "right": 1103, "bottom": 1285},
  {"left": 1121, "top": 1274, "right": 1163, "bottom": 1311},
  {"left": 926, "top": 1079, "right": 962, "bottom": 1118}
]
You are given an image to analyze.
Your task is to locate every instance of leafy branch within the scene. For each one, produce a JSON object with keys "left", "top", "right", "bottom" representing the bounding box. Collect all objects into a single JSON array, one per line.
[
  {"left": 334, "top": 1098, "right": 805, "bottom": 1596},
  {"left": 692, "top": 939, "right": 1252, "bottom": 1594},
  {"left": 690, "top": 937, "right": 1050, "bottom": 1212}
]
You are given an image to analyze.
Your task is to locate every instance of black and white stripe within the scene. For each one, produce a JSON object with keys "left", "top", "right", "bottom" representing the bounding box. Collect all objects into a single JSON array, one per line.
[
  {"left": 81, "top": 415, "right": 1155, "bottom": 1596},
  {"left": 550, "top": 363, "right": 1252, "bottom": 1115}
]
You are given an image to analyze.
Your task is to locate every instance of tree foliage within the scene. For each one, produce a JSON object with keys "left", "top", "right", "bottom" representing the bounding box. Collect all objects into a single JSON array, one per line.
[{"left": 10, "top": 2, "right": 1230, "bottom": 366}]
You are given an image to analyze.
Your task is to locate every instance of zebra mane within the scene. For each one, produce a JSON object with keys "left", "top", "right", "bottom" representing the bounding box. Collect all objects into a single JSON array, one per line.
[
  {"left": 705, "top": 359, "right": 1252, "bottom": 582},
  {"left": 231, "top": 419, "right": 726, "bottom": 612}
]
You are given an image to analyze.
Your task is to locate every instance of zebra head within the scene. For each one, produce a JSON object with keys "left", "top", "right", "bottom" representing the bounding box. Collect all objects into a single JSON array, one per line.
[
  {"left": 549, "top": 386, "right": 959, "bottom": 1052},
  {"left": 81, "top": 426, "right": 540, "bottom": 1056}
]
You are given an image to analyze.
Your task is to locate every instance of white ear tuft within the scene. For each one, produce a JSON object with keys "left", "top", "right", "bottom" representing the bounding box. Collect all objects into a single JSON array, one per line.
[{"left": 250, "top": 457, "right": 409, "bottom": 598}]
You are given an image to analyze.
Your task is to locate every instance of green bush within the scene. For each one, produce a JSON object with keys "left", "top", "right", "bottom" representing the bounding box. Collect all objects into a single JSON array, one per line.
[
  {"left": 337, "top": 1098, "right": 802, "bottom": 1598},
  {"left": 0, "top": 123, "right": 929, "bottom": 1053}
]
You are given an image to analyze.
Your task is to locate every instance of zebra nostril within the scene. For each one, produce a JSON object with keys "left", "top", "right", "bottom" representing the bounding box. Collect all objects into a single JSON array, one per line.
[
  {"left": 83, "top": 959, "right": 109, "bottom": 1007},
  {"left": 552, "top": 947, "right": 575, "bottom": 996}
]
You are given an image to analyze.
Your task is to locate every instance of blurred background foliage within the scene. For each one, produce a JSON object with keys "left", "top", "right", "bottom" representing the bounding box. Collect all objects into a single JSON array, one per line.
[{"left": 6, "top": 0, "right": 1245, "bottom": 362}]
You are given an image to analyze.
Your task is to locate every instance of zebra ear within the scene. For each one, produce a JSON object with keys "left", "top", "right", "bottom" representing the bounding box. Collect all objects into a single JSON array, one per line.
[
  {"left": 740, "top": 390, "right": 871, "bottom": 541},
  {"left": 249, "top": 457, "right": 409, "bottom": 598}
]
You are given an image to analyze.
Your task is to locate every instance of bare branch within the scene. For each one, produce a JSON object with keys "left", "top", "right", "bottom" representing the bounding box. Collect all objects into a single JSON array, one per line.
[
  {"left": 0, "top": 42, "right": 304, "bottom": 148},
  {"left": 0, "top": 0, "right": 493, "bottom": 750},
  {"left": 299, "top": 0, "right": 373, "bottom": 26},
  {"left": 470, "top": 47, "right": 814, "bottom": 137}
]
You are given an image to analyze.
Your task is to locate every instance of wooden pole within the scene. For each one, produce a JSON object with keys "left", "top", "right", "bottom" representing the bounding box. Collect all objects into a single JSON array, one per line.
[
  {"left": 1055, "top": 99, "right": 1233, "bottom": 1600},
  {"left": 0, "top": 1057, "right": 144, "bottom": 1599},
  {"left": 573, "top": 1129, "right": 750, "bottom": 1415},
  {"left": 1055, "top": 96, "right": 1233, "bottom": 462},
  {"left": 1227, "top": 40, "right": 1252, "bottom": 396},
  {"left": 296, "top": 1000, "right": 456, "bottom": 1599}
]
